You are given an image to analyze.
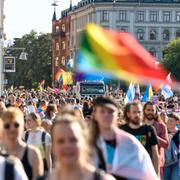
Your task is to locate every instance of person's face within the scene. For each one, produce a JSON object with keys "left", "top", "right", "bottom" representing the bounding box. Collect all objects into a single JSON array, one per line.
[
  {"left": 26, "top": 116, "right": 38, "bottom": 129},
  {"left": 3, "top": 116, "right": 23, "bottom": 141},
  {"left": 52, "top": 123, "right": 84, "bottom": 166},
  {"left": 94, "top": 106, "right": 117, "bottom": 129},
  {"left": 127, "top": 105, "right": 142, "bottom": 125},
  {"left": 144, "top": 104, "right": 156, "bottom": 121},
  {"left": 167, "top": 117, "right": 177, "bottom": 133},
  {"left": 160, "top": 113, "right": 168, "bottom": 123}
]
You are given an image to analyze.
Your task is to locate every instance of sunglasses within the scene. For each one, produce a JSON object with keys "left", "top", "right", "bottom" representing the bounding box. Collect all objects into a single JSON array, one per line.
[{"left": 4, "top": 122, "right": 20, "bottom": 130}]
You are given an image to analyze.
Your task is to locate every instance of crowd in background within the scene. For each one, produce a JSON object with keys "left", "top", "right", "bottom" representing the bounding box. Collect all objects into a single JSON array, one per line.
[{"left": 0, "top": 88, "right": 179, "bottom": 180}]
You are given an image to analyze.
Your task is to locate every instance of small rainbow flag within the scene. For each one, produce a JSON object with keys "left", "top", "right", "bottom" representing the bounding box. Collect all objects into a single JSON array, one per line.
[
  {"left": 55, "top": 68, "right": 63, "bottom": 82},
  {"left": 77, "top": 23, "right": 176, "bottom": 87}
]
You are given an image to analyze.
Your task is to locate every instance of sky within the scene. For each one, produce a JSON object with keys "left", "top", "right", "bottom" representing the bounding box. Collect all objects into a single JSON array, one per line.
[{"left": 4, "top": 0, "right": 80, "bottom": 41}]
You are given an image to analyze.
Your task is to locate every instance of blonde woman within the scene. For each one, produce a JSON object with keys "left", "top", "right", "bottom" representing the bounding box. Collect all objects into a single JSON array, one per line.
[
  {"left": 23, "top": 112, "right": 52, "bottom": 172},
  {"left": 43, "top": 113, "right": 115, "bottom": 180},
  {"left": 1, "top": 107, "right": 43, "bottom": 180}
]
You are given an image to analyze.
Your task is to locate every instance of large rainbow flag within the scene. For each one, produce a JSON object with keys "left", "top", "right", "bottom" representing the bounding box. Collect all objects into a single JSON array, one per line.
[
  {"left": 77, "top": 23, "right": 177, "bottom": 86},
  {"left": 55, "top": 68, "right": 63, "bottom": 82}
]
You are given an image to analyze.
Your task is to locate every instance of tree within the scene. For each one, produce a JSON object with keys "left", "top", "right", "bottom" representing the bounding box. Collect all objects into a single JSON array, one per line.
[
  {"left": 162, "top": 38, "right": 180, "bottom": 81},
  {"left": 5, "top": 31, "right": 52, "bottom": 88}
]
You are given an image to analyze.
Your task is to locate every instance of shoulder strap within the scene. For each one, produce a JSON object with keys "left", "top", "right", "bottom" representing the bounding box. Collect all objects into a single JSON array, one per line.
[
  {"left": 41, "top": 132, "right": 46, "bottom": 152},
  {"left": 5, "top": 158, "right": 14, "bottom": 180},
  {"left": 25, "top": 131, "right": 29, "bottom": 142},
  {"left": 95, "top": 145, "right": 106, "bottom": 171},
  {"left": 94, "top": 170, "right": 102, "bottom": 180}
]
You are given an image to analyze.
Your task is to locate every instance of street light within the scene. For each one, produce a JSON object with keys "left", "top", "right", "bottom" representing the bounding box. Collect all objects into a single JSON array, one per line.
[{"left": 6, "top": 47, "right": 27, "bottom": 60}]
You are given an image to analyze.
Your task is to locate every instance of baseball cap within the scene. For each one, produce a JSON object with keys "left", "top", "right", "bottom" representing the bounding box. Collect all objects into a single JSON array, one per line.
[{"left": 93, "top": 97, "right": 118, "bottom": 112}]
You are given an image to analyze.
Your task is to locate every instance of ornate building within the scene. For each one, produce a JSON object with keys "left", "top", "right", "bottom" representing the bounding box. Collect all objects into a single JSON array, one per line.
[
  {"left": 70, "top": 0, "right": 180, "bottom": 59},
  {"left": 52, "top": 0, "right": 180, "bottom": 83},
  {"left": 52, "top": 8, "right": 71, "bottom": 85}
]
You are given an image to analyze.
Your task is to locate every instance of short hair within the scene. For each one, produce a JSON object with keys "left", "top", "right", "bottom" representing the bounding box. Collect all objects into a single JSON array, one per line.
[
  {"left": 123, "top": 101, "right": 141, "bottom": 123},
  {"left": 1, "top": 107, "right": 24, "bottom": 123},
  {"left": 168, "top": 113, "right": 180, "bottom": 122}
]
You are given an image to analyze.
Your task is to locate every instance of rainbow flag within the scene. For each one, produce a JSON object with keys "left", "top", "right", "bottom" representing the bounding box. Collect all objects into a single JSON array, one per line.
[
  {"left": 55, "top": 68, "right": 63, "bottom": 82},
  {"left": 77, "top": 23, "right": 176, "bottom": 86},
  {"left": 62, "top": 71, "right": 73, "bottom": 85},
  {"left": 142, "top": 83, "right": 154, "bottom": 102}
]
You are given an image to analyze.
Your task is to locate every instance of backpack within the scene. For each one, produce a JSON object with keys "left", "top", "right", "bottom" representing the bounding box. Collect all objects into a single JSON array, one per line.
[
  {"left": 24, "top": 131, "right": 46, "bottom": 151},
  {"left": 5, "top": 158, "right": 15, "bottom": 180},
  {"left": 24, "top": 131, "right": 48, "bottom": 171}
]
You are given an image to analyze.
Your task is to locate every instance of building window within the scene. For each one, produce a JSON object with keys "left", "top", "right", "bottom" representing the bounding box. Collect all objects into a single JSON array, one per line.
[
  {"left": 137, "top": 29, "right": 144, "bottom": 40},
  {"left": 149, "top": 48, "right": 156, "bottom": 57},
  {"left": 61, "top": 41, "right": 66, "bottom": 50},
  {"left": 120, "top": 28, "right": 127, "bottom": 32},
  {"left": 62, "top": 24, "right": 66, "bottom": 32},
  {"left": 176, "top": 12, "right": 180, "bottom": 22},
  {"left": 55, "top": 26, "right": 59, "bottom": 32},
  {"left": 136, "top": 11, "right": 145, "bottom": 22},
  {"left": 149, "top": 29, "right": 156, "bottom": 40},
  {"left": 55, "top": 43, "right": 59, "bottom": 51},
  {"left": 149, "top": 11, "right": 158, "bottom": 22},
  {"left": 163, "top": 11, "right": 171, "bottom": 22},
  {"left": 55, "top": 57, "right": 59, "bottom": 67},
  {"left": 101, "top": 10, "right": 109, "bottom": 22},
  {"left": 118, "top": 10, "right": 126, "bottom": 21},
  {"left": 176, "top": 30, "right": 180, "bottom": 38},
  {"left": 61, "top": 56, "right": 66, "bottom": 66},
  {"left": 163, "top": 30, "right": 170, "bottom": 41}
]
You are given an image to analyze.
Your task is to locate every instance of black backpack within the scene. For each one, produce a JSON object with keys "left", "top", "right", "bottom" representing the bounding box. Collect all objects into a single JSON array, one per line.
[{"left": 24, "top": 131, "right": 46, "bottom": 151}]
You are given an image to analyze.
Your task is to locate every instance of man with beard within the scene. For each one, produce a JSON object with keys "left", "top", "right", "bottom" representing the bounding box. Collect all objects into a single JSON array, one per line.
[
  {"left": 143, "top": 101, "right": 169, "bottom": 178},
  {"left": 120, "top": 102, "right": 160, "bottom": 176}
]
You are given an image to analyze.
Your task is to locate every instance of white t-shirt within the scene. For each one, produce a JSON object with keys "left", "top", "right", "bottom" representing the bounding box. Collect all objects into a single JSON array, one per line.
[
  {"left": 0, "top": 156, "right": 28, "bottom": 180},
  {"left": 23, "top": 129, "right": 51, "bottom": 158}
]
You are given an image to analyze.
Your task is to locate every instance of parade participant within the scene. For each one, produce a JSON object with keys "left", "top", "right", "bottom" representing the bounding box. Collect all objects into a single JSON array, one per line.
[
  {"left": 120, "top": 102, "right": 159, "bottom": 176},
  {"left": 0, "top": 117, "right": 28, "bottom": 180},
  {"left": 143, "top": 101, "right": 169, "bottom": 177},
  {"left": 44, "top": 104, "right": 57, "bottom": 121},
  {"left": 163, "top": 113, "right": 180, "bottom": 180},
  {"left": 1, "top": 107, "right": 43, "bottom": 180},
  {"left": 23, "top": 112, "right": 52, "bottom": 172},
  {"left": 44, "top": 113, "right": 115, "bottom": 180},
  {"left": 90, "top": 97, "right": 158, "bottom": 180}
]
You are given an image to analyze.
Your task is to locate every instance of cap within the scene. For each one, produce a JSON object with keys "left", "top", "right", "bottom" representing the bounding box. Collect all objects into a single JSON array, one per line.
[{"left": 93, "top": 97, "right": 118, "bottom": 112}]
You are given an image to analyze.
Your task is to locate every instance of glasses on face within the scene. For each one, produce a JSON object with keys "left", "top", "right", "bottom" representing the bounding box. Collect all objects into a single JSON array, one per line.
[{"left": 3, "top": 122, "right": 20, "bottom": 130}]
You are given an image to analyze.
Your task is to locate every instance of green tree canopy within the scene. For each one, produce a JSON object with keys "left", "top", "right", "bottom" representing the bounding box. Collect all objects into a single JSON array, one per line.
[
  {"left": 162, "top": 38, "right": 180, "bottom": 81},
  {"left": 6, "top": 31, "right": 52, "bottom": 88}
]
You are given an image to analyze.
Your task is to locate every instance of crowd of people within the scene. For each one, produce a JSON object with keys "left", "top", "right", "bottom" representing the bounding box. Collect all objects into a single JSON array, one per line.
[{"left": 0, "top": 88, "right": 179, "bottom": 180}]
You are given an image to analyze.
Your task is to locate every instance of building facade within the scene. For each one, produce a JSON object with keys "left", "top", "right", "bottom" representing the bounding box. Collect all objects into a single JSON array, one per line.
[
  {"left": 52, "top": 0, "right": 180, "bottom": 84},
  {"left": 52, "top": 9, "right": 71, "bottom": 85},
  {"left": 69, "top": 0, "right": 180, "bottom": 60},
  {"left": 0, "top": 0, "right": 5, "bottom": 94}
]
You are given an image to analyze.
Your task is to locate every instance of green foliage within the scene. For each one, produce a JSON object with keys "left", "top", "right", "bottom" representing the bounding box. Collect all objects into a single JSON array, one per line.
[
  {"left": 6, "top": 31, "right": 52, "bottom": 88},
  {"left": 162, "top": 38, "right": 180, "bottom": 81}
]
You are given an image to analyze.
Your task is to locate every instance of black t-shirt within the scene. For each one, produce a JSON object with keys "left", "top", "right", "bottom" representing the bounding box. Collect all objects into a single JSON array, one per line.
[{"left": 120, "top": 124, "right": 158, "bottom": 158}]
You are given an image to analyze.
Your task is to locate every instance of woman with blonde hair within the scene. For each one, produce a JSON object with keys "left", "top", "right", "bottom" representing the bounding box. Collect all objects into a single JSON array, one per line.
[
  {"left": 1, "top": 107, "right": 43, "bottom": 180},
  {"left": 42, "top": 112, "right": 115, "bottom": 180},
  {"left": 23, "top": 112, "right": 52, "bottom": 172}
]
